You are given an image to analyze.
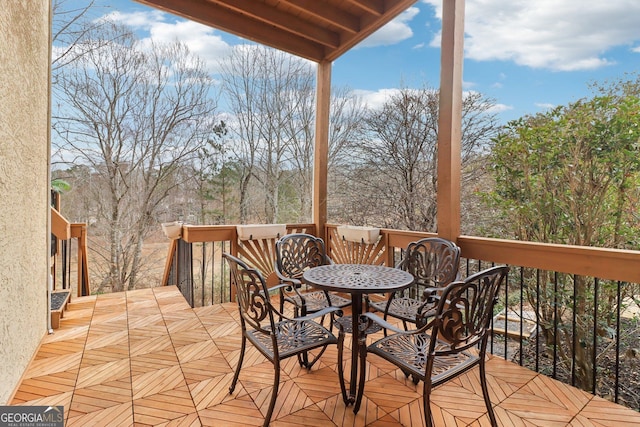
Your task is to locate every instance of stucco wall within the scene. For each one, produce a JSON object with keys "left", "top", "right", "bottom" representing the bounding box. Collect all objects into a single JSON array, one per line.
[{"left": 0, "top": 1, "right": 51, "bottom": 404}]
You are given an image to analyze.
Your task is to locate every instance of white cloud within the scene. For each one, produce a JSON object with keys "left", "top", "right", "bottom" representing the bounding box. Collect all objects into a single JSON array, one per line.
[
  {"left": 463, "top": 80, "right": 476, "bottom": 89},
  {"left": 354, "top": 87, "right": 506, "bottom": 114},
  {"left": 353, "top": 88, "right": 401, "bottom": 109},
  {"left": 358, "top": 7, "right": 420, "bottom": 48},
  {"left": 104, "top": 11, "right": 231, "bottom": 73},
  {"left": 99, "top": 10, "right": 166, "bottom": 28},
  {"left": 148, "top": 21, "right": 231, "bottom": 71},
  {"left": 535, "top": 102, "right": 556, "bottom": 110},
  {"left": 422, "top": 0, "right": 640, "bottom": 71},
  {"left": 488, "top": 103, "right": 513, "bottom": 114}
]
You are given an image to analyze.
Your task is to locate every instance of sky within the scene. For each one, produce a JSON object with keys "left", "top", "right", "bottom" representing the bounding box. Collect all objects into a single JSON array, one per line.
[{"left": 88, "top": 0, "right": 640, "bottom": 124}]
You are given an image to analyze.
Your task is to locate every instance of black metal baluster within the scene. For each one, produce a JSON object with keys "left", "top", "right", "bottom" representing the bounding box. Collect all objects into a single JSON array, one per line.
[
  {"left": 504, "top": 264, "right": 509, "bottom": 359},
  {"left": 519, "top": 267, "right": 524, "bottom": 366},
  {"left": 572, "top": 274, "right": 577, "bottom": 387},
  {"left": 592, "top": 278, "right": 599, "bottom": 395},
  {"left": 553, "top": 271, "right": 558, "bottom": 379},
  {"left": 201, "top": 242, "right": 206, "bottom": 307},
  {"left": 535, "top": 269, "right": 540, "bottom": 372},
  {"left": 222, "top": 240, "right": 228, "bottom": 303},
  {"left": 211, "top": 241, "right": 216, "bottom": 305},
  {"left": 615, "top": 280, "right": 622, "bottom": 404},
  {"left": 61, "top": 240, "right": 68, "bottom": 290}
]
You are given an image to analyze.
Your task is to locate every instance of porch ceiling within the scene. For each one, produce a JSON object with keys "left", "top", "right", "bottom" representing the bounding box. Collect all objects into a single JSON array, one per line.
[{"left": 134, "top": 0, "right": 418, "bottom": 62}]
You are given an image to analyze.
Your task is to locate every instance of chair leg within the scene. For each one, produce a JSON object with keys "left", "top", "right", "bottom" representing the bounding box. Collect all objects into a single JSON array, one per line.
[
  {"left": 337, "top": 329, "right": 348, "bottom": 404},
  {"left": 297, "top": 307, "right": 310, "bottom": 367},
  {"left": 279, "top": 293, "right": 284, "bottom": 320},
  {"left": 298, "top": 345, "right": 329, "bottom": 370},
  {"left": 382, "top": 312, "right": 389, "bottom": 337},
  {"left": 263, "top": 361, "right": 281, "bottom": 427},
  {"left": 353, "top": 335, "right": 368, "bottom": 413},
  {"left": 480, "top": 357, "right": 497, "bottom": 427},
  {"left": 296, "top": 353, "right": 307, "bottom": 368},
  {"left": 423, "top": 379, "right": 434, "bottom": 427},
  {"left": 229, "top": 334, "right": 246, "bottom": 393},
  {"left": 305, "top": 345, "right": 328, "bottom": 370}
]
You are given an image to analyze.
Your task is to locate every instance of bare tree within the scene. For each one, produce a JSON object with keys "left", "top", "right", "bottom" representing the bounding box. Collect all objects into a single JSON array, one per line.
[
  {"left": 279, "top": 69, "right": 315, "bottom": 222},
  {"left": 342, "top": 86, "right": 499, "bottom": 231},
  {"left": 186, "top": 122, "right": 236, "bottom": 225},
  {"left": 52, "top": 0, "right": 103, "bottom": 77},
  {"left": 285, "top": 85, "right": 367, "bottom": 221},
  {"left": 220, "top": 45, "right": 317, "bottom": 223},
  {"left": 220, "top": 45, "right": 368, "bottom": 223},
  {"left": 53, "top": 21, "right": 219, "bottom": 291}
]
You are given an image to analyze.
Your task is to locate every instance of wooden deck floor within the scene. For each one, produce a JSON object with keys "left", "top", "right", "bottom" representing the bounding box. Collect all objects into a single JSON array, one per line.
[{"left": 10, "top": 286, "right": 640, "bottom": 426}]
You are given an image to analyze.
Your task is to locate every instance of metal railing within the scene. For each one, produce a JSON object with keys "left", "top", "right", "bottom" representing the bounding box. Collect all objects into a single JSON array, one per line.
[
  {"left": 162, "top": 224, "right": 316, "bottom": 306},
  {"left": 51, "top": 206, "right": 90, "bottom": 297},
  {"left": 162, "top": 222, "right": 640, "bottom": 410},
  {"left": 461, "top": 259, "right": 639, "bottom": 410}
]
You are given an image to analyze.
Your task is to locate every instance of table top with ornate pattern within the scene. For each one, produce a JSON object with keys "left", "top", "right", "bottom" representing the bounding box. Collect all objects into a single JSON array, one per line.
[{"left": 303, "top": 263, "right": 414, "bottom": 295}]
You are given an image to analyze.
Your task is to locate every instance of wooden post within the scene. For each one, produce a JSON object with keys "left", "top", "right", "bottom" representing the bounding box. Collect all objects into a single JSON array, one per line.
[
  {"left": 71, "top": 223, "right": 90, "bottom": 296},
  {"left": 436, "top": 0, "right": 465, "bottom": 241},
  {"left": 313, "top": 61, "right": 331, "bottom": 240},
  {"left": 79, "top": 224, "right": 90, "bottom": 296}
]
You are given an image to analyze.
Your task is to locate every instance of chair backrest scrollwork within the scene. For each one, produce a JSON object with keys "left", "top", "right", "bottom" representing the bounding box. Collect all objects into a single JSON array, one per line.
[
  {"left": 224, "top": 253, "right": 275, "bottom": 335},
  {"left": 429, "top": 265, "right": 509, "bottom": 355},
  {"left": 397, "top": 237, "right": 461, "bottom": 297},
  {"left": 275, "top": 233, "right": 330, "bottom": 280}
]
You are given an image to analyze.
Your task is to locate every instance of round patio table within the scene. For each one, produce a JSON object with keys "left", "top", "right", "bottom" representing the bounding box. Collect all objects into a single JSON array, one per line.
[{"left": 303, "top": 263, "right": 414, "bottom": 405}]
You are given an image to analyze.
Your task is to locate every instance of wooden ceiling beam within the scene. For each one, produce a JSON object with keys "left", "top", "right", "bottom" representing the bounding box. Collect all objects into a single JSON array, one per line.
[
  {"left": 136, "top": 0, "right": 326, "bottom": 61},
  {"left": 136, "top": 0, "right": 419, "bottom": 62},
  {"left": 345, "top": 0, "right": 385, "bottom": 16},
  {"left": 325, "top": 0, "right": 417, "bottom": 61},
  {"left": 281, "top": 0, "right": 360, "bottom": 33},
  {"left": 208, "top": 0, "right": 340, "bottom": 48}
]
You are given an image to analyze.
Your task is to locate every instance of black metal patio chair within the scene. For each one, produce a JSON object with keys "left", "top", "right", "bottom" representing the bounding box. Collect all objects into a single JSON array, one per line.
[
  {"left": 275, "top": 233, "right": 351, "bottom": 326},
  {"left": 355, "top": 265, "right": 509, "bottom": 427},
  {"left": 224, "top": 253, "right": 344, "bottom": 427},
  {"left": 368, "top": 237, "right": 461, "bottom": 332}
]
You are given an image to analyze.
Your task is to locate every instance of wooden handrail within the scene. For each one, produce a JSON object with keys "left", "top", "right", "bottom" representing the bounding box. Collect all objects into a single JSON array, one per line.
[
  {"left": 51, "top": 207, "right": 70, "bottom": 240},
  {"left": 162, "top": 222, "right": 640, "bottom": 306},
  {"left": 327, "top": 224, "right": 640, "bottom": 284},
  {"left": 457, "top": 235, "right": 640, "bottom": 283}
]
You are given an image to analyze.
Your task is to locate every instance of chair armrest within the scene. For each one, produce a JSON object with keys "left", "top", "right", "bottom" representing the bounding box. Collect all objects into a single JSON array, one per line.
[
  {"left": 294, "top": 306, "right": 343, "bottom": 322},
  {"left": 271, "top": 304, "right": 342, "bottom": 322},
  {"left": 421, "top": 286, "right": 440, "bottom": 300},
  {"left": 275, "top": 269, "right": 301, "bottom": 287},
  {"left": 359, "top": 312, "right": 407, "bottom": 335},
  {"left": 360, "top": 312, "right": 435, "bottom": 335},
  {"left": 270, "top": 282, "right": 298, "bottom": 293}
]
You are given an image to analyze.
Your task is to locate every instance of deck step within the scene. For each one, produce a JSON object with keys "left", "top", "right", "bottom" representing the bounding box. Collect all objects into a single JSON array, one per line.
[{"left": 50, "top": 290, "right": 71, "bottom": 329}]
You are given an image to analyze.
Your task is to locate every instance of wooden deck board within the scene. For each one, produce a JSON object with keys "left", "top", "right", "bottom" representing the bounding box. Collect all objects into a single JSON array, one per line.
[{"left": 9, "top": 286, "right": 640, "bottom": 426}]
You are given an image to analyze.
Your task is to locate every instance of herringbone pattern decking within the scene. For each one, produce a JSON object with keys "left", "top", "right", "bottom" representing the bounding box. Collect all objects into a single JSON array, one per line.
[{"left": 10, "top": 286, "right": 640, "bottom": 426}]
